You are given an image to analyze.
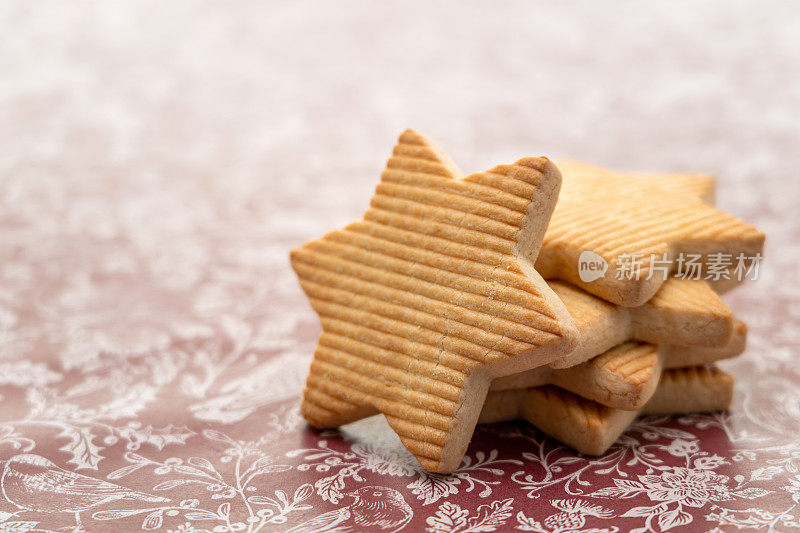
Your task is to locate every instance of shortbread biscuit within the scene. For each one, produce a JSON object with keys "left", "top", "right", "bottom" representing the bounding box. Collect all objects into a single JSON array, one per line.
[
  {"left": 557, "top": 160, "right": 717, "bottom": 204},
  {"left": 290, "top": 130, "right": 579, "bottom": 473},
  {"left": 492, "top": 277, "right": 733, "bottom": 376},
  {"left": 490, "top": 319, "right": 745, "bottom": 410},
  {"left": 660, "top": 320, "right": 746, "bottom": 368},
  {"left": 535, "top": 160, "right": 765, "bottom": 306},
  {"left": 480, "top": 366, "right": 734, "bottom": 455}
]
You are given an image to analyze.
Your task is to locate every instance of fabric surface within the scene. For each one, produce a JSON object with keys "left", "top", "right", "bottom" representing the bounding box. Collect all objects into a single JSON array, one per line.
[{"left": 1, "top": 2, "right": 799, "bottom": 532}]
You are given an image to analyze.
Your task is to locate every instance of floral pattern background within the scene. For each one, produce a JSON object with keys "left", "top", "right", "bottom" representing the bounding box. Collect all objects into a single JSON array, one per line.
[{"left": 1, "top": 1, "right": 799, "bottom": 531}]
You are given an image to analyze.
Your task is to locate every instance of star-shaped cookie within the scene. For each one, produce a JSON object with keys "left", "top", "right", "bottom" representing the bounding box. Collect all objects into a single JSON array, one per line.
[
  {"left": 490, "top": 318, "right": 745, "bottom": 411},
  {"left": 290, "top": 130, "right": 578, "bottom": 473},
  {"left": 490, "top": 277, "right": 735, "bottom": 377},
  {"left": 480, "top": 366, "right": 734, "bottom": 455},
  {"left": 535, "top": 160, "right": 765, "bottom": 306}
]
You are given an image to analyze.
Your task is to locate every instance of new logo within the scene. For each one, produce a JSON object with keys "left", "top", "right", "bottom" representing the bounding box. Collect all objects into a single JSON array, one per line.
[{"left": 578, "top": 250, "right": 608, "bottom": 282}]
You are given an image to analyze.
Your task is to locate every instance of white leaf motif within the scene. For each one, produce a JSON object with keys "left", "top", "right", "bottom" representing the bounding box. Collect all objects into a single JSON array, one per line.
[
  {"left": 122, "top": 424, "right": 195, "bottom": 450},
  {"left": 315, "top": 474, "right": 346, "bottom": 504},
  {"left": 467, "top": 498, "right": 514, "bottom": 532},
  {"left": 141, "top": 509, "right": 164, "bottom": 530},
  {"left": 426, "top": 502, "right": 469, "bottom": 533},
  {"left": 93, "top": 509, "right": 149, "bottom": 521},
  {"left": 153, "top": 479, "right": 186, "bottom": 491},
  {"left": 409, "top": 474, "right": 461, "bottom": 505},
  {"left": 0, "top": 522, "right": 39, "bottom": 533},
  {"left": 749, "top": 466, "right": 783, "bottom": 481},
  {"left": 514, "top": 511, "right": 542, "bottom": 531},
  {"left": 658, "top": 507, "right": 692, "bottom": 531},
  {"left": 734, "top": 487, "right": 772, "bottom": 499},
  {"left": 106, "top": 462, "right": 146, "bottom": 480},
  {"left": 57, "top": 425, "right": 104, "bottom": 470},
  {"left": 622, "top": 504, "right": 666, "bottom": 518},
  {"left": 592, "top": 479, "right": 646, "bottom": 499}
]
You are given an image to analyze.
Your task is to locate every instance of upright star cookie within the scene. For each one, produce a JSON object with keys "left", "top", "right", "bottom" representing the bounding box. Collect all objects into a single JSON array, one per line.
[
  {"left": 534, "top": 160, "right": 765, "bottom": 306},
  {"left": 290, "top": 130, "right": 578, "bottom": 473}
]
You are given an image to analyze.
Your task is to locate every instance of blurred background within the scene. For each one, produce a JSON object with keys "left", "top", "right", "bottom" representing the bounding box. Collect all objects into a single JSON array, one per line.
[{"left": 2, "top": 1, "right": 798, "bottom": 272}]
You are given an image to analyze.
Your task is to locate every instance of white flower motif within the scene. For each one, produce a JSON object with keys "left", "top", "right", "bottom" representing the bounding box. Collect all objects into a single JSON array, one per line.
[
  {"left": 639, "top": 468, "right": 734, "bottom": 507},
  {"left": 693, "top": 454, "right": 729, "bottom": 470},
  {"left": 426, "top": 498, "right": 513, "bottom": 533},
  {"left": 543, "top": 499, "right": 614, "bottom": 531},
  {"left": 665, "top": 438, "right": 700, "bottom": 457}
]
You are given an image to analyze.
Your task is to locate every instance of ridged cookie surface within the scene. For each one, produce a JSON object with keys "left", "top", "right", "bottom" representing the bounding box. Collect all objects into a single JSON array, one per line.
[
  {"left": 481, "top": 366, "right": 734, "bottom": 455},
  {"left": 489, "top": 319, "right": 744, "bottom": 410},
  {"left": 290, "top": 130, "right": 578, "bottom": 473},
  {"left": 491, "top": 276, "right": 733, "bottom": 379},
  {"left": 535, "top": 160, "right": 764, "bottom": 306}
]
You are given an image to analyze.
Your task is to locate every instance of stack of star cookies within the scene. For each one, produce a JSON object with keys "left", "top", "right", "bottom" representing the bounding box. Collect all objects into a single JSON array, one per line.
[{"left": 289, "top": 130, "right": 764, "bottom": 473}]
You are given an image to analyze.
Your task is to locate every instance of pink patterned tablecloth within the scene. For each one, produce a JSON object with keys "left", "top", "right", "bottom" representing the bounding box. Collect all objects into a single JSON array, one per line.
[{"left": 1, "top": 2, "right": 799, "bottom": 532}]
